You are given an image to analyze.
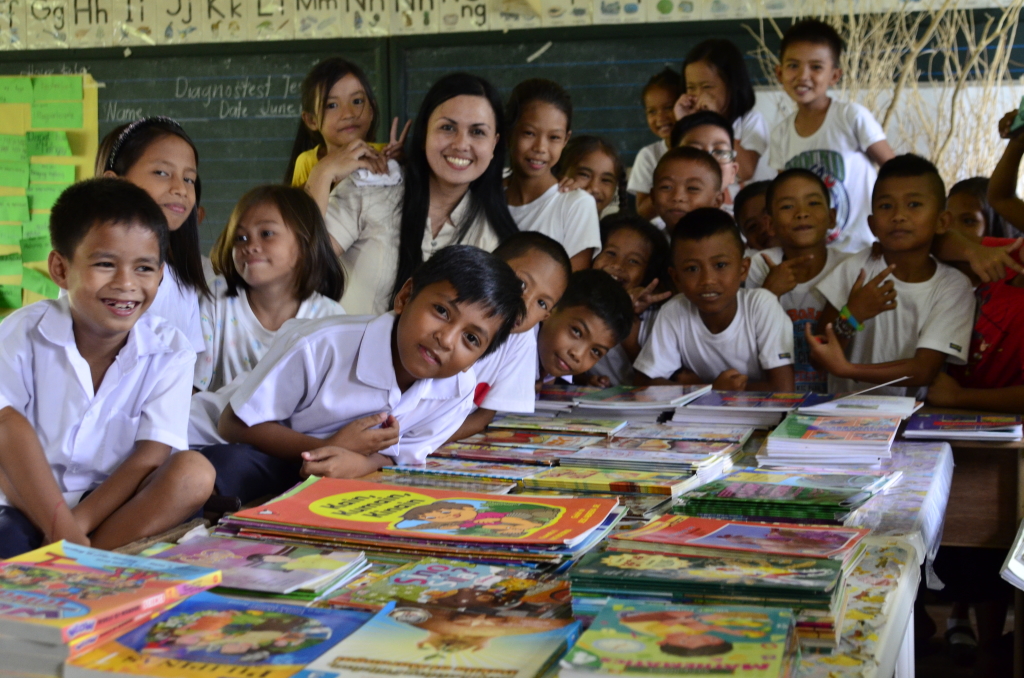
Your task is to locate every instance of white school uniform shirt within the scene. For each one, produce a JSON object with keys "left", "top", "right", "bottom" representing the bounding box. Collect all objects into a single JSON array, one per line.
[
  {"left": 815, "top": 248, "right": 976, "bottom": 396},
  {"left": 326, "top": 180, "right": 502, "bottom": 316},
  {"left": 506, "top": 185, "right": 601, "bottom": 260},
  {"left": 746, "top": 247, "right": 850, "bottom": 393},
  {"left": 0, "top": 297, "right": 195, "bottom": 508},
  {"left": 627, "top": 140, "right": 669, "bottom": 196},
  {"left": 589, "top": 307, "right": 658, "bottom": 386},
  {"left": 227, "top": 312, "right": 476, "bottom": 466},
  {"left": 768, "top": 99, "right": 887, "bottom": 254},
  {"left": 633, "top": 288, "right": 794, "bottom": 383},
  {"left": 193, "top": 276, "right": 346, "bottom": 392},
  {"left": 733, "top": 109, "right": 776, "bottom": 183},
  {"left": 471, "top": 330, "right": 537, "bottom": 414}
]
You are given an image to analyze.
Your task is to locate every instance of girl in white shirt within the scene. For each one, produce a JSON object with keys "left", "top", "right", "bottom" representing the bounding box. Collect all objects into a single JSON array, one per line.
[
  {"left": 504, "top": 78, "right": 601, "bottom": 271},
  {"left": 628, "top": 68, "right": 682, "bottom": 220},
  {"left": 674, "top": 39, "right": 771, "bottom": 183},
  {"left": 98, "top": 117, "right": 209, "bottom": 354},
  {"left": 556, "top": 135, "right": 628, "bottom": 219},
  {"left": 195, "top": 185, "right": 346, "bottom": 392},
  {"left": 326, "top": 73, "right": 520, "bottom": 315}
]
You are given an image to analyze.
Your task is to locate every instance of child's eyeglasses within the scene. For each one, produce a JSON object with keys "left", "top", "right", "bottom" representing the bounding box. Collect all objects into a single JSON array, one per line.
[{"left": 709, "top": 149, "right": 738, "bottom": 163}]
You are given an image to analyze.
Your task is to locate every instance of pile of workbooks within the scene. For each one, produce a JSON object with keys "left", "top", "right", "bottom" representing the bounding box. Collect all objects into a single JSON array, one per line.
[
  {"left": 672, "top": 467, "right": 901, "bottom": 525},
  {"left": 571, "top": 384, "right": 711, "bottom": 421},
  {"left": 216, "top": 477, "right": 625, "bottom": 573},
  {"left": 0, "top": 541, "right": 221, "bottom": 678},
  {"left": 905, "top": 413, "right": 1023, "bottom": 442},
  {"left": 674, "top": 391, "right": 809, "bottom": 427},
  {"left": 141, "top": 534, "right": 369, "bottom": 603},
  {"left": 561, "top": 599, "right": 799, "bottom": 678},
  {"left": 763, "top": 413, "right": 902, "bottom": 465},
  {"left": 535, "top": 383, "right": 601, "bottom": 412}
]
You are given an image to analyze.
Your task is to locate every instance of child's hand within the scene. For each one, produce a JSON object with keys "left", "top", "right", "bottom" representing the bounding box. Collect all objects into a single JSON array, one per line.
[
  {"left": 49, "top": 507, "right": 90, "bottom": 547},
  {"left": 925, "top": 371, "right": 963, "bottom": 408},
  {"left": 964, "top": 238, "right": 1023, "bottom": 283},
  {"left": 300, "top": 446, "right": 382, "bottom": 479},
  {"left": 673, "top": 94, "right": 697, "bottom": 121},
  {"left": 846, "top": 265, "right": 898, "bottom": 323},
  {"left": 761, "top": 254, "right": 815, "bottom": 298},
  {"left": 585, "top": 373, "right": 612, "bottom": 388},
  {"left": 999, "top": 110, "right": 1020, "bottom": 139},
  {"left": 804, "top": 323, "right": 851, "bottom": 377},
  {"left": 383, "top": 117, "right": 412, "bottom": 163},
  {"left": 557, "top": 175, "right": 581, "bottom": 193},
  {"left": 712, "top": 369, "right": 748, "bottom": 391},
  {"left": 628, "top": 279, "right": 673, "bottom": 315},
  {"left": 327, "top": 413, "right": 399, "bottom": 455},
  {"left": 313, "top": 139, "right": 387, "bottom": 183}
]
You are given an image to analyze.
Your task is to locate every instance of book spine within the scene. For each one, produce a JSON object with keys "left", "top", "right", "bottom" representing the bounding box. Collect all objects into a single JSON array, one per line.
[{"left": 61, "top": 593, "right": 163, "bottom": 643}]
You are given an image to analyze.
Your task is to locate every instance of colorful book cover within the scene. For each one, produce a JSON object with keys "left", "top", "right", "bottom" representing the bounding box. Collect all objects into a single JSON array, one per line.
[
  {"left": 148, "top": 536, "right": 363, "bottom": 594},
  {"left": 720, "top": 468, "right": 897, "bottom": 493},
  {"left": 537, "top": 384, "right": 601, "bottom": 402},
  {"left": 906, "top": 413, "right": 1022, "bottom": 432},
  {"left": 616, "top": 423, "right": 754, "bottom": 443},
  {"left": 561, "top": 600, "right": 794, "bottom": 678},
  {"left": 361, "top": 471, "right": 517, "bottom": 495},
  {"left": 562, "top": 448, "right": 716, "bottom": 467},
  {"left": 611, "top": 515, "right": 869, "bottom": 559},
  {"left": 581, "top": 438, "right": 736, "bottom": 455},
  {"left": 292, "top": 602, "right": 580, "bottom": 678},
  {"left": 227, "top": 477, "right": 619, "bottom": 546},
  {"left": 431, "top": 443, "right": 571, "bottom": 465},
  {"left": 65, "top": 592, "right": 370, "bottom": 678},
  {"left": 522, "top": 467, "right": 693, "bottom": 496},
  {"left": 383, "top": 458, "right": 541, "bottom": 481},
  {"left": 462, "top": 430, "right": 606, "bottom": 449},
  {"left": 488, "top": 416, "right": 627, "bottom": 436},
  {"left": 682, "top": 480, "right": 869, "bottom": 507},
  {"left": 769, "top": 414, "right": 901, "bottom": 444},
  {"left": 578, "top": 384, "right": 710, "bottom": 407},
  {"left": 348, "top": 558, "right": 571, "bottom": 617},
  {"left": 570, "top": 550, "right": 841, "bottom": 593},
  {"left": 687, "top": 391, "right": 809, "bottom": 411},
  {"left": 0, "top": 541, "right": 221, "bottom": 644}
]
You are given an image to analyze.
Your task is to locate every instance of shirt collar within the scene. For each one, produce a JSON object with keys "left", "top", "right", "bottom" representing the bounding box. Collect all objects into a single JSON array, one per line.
[{"left": 355, "top": 311, "right": 475, "bottom": 400}]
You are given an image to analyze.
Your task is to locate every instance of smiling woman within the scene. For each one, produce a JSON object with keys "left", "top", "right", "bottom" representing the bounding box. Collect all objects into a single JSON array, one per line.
[{"left": 325, "top": 73, "right": 519, "bottom": 315}]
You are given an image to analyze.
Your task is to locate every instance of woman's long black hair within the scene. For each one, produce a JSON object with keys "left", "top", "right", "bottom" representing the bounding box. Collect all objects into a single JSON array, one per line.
[
  {"left": 99, "top": 118, "right": 210, "bottom": 299},
  {"left": 391, "top": 73, "right": 520, "bottom": 302}
]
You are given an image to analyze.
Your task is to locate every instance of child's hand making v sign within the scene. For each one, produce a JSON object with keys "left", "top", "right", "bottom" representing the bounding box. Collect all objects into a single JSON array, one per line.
[{"left": 760, "top": 253, "right": 817, "bottom": 298}]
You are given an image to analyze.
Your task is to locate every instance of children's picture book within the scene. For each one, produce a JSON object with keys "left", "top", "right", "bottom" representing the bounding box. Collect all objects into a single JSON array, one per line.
[
  {"left": 292, "top": 601, "right": 581, "bottom": 678},
  {"left": 147, "top": 536, "right": 364, "bottom": 594},
  {"left": 462, "top": 430, "right": 606, "bottom": 450},
  {"left": 384, "top": 458, "right": 542, "bottom": 481},
  {"left": 561, "top": 600, "right": 795, "bottom": 678},
  {"left": 686, "top": 391, "right": 810, "bottom": 411},
  {"left": 767, "top": 414, "right": 901, "bottom": 453},
  {"left": 430, "top": 442, "right": 571, "bottom": 465},
  {"left": 616, "top": 423, "right": 755, "bottom": 444},
  {"left": 226, "top": 477, "right": 620, "bottom": 546},
  {"left": 64, "top": 592, "right": 371, "bottom": 678},
  {"left": 488, "top": 416, "right": 627, "bottom": 436},
  {"left": 0, "top": 541, "right": 221, "bottom": 644},
  {"left": 611, "top": 515, "right": 869, "bottom": 560},
  {"left": 522, "top": 467, "right": 697, "bottom": 497},
  {"left": 347, "top": 557, "right": 571, "bottom": 618},
  {"left": 577, "top": 385, "right": 711, "bottom": 408},
  {"left": 905, "top": 413, "right": 1023, "bottom": 441},
  {"left": 360, "top": 471, "right": 517, "bottom": 495},
  {"left": 579, "top": 437, "right": 736, "bottom": 455},
  {"left": 720, "top": 467, "right": 900, "bottom": 493},
  {"left": 537, "top": 383, "right": 601, "bottom": 403}
]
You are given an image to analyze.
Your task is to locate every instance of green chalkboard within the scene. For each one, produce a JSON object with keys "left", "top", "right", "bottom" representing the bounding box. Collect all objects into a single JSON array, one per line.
[
  {"left": 389, "top": 21, "right": 775, "bottom": 169},
  {"left": 0, "top": 40, "right": 387, "bottom": 251}
]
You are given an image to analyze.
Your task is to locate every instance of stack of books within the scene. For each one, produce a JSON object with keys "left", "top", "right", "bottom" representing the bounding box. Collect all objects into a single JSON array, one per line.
[
  {"left": 905, "top": 413, "right": 1023, "bottom": 442},
  {"left": 141, "top": 535, "right": 368, "bottom": 602},
  {"left": 674, "top": 391, "right": 809, "bottom": 427},
  {"left": 0, "top": 542, "right": 221, "bottom": 678},
  {"left": 535, "top": 383, "right": 601, "bottom": 412},
  {"left": 360, "top": 470, "right": 518, "bottom": 495},
  {"left": 292, "top": 601, "right": 581, "bottom": 678},
  {"left": 763, "top": 414, "right": 902, "bottom": 465},
  {"left": 798, "top": 393, "right": 922, "bottom": 419},
  {"left": 432, "top": 442, "right": 571, "bottom": 466},
  {"left": 215, "top": 477, "right": 624, "bottom": 573},
  {"left": 461, "top": 430, "right": 605, "bottom": 450},
  {"left": 561, "top": 600, "right": 798, "bottom": 678},
  {"left": 672, "top": 467, "right": 898, "bottom": 525},
  {"left": 573, "top": 385, "right": 711, "bottom": 422},
  {"left": 521, "top": 467, "right": 701, "bottom": 497},
  {"left": 489, "top": 415, "right": 628, "bottom": 436},
  {"left": 65, "top": 591, "right": 372, "bottom": 678},
  {"left": 563, "top": 438, "right": 739, "bottom": 483},
  {"left": 381, "top": 458, "right": 542, "bottom": 483}
]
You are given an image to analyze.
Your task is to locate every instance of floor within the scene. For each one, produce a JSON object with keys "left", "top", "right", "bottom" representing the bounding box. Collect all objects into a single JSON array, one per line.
[{"left": 914, "top": 599, "right": 1015, "bottom": 678}]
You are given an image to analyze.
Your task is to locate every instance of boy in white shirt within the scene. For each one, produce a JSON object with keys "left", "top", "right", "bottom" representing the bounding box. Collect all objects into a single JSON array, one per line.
[
  {"left": 746, "top": 168, "right": 850, "bottom": 392},
  {"left": 447, "top": 233, "right": 572, "bottom": 442},
  {"left": 671, "top": 111, "right": 740, "bottom": 214},
  {"left": 810, "top": 155, "right": 976, "bottom": 396},
  {"left": 634, "top": 208, "right": 795, "bottom": 391},
  {"left": 0, "top": 179, "right": 213, "bottom": 558},
  {"left": 204, "top": 245, "right": 524, "bottom": 504},
  {"left": 650, "top": 147, "right": 725, "bottom": 234},
  {"left": 768, "top": 19, "right": 895, "bottom": 253}
]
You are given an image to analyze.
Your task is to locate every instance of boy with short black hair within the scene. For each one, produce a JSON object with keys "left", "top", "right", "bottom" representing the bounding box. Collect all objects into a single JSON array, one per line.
[
  {"left": 769, "top": 18, "right": 895, "bottom": 253},
  {"left": 746, "top": 168, "right": 849, "bottom": 392},
  {"left": 537, "top": 269, "right": 634, "bottom": 381},
  {"left": 810, "top": 154, "right": 975, "bottom": 395},
  {"left": 634, "top": 207, "right": 795, "bottom": 391},
  {"left": 650, "top": 147, "right": 724, "bottom": 233},
  {"left": 205, "top": 245, "right": 525, "bottom": 502},
  {"left": 0, "top": 178, "right": 213, "bottom": 557},
  {"left": 671, "top": 111, "right": 740, "bottom": 211}
]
